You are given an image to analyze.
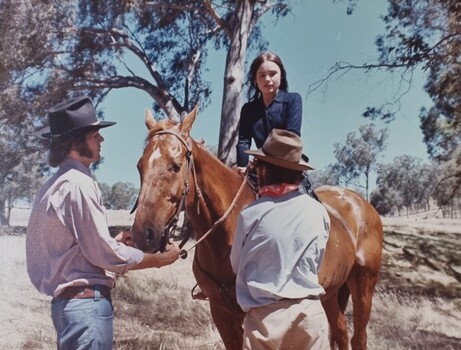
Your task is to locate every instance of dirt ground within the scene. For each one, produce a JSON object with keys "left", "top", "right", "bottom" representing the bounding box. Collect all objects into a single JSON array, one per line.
[{"left": 380, "top": 213, "right": 461, "bottom": 296}]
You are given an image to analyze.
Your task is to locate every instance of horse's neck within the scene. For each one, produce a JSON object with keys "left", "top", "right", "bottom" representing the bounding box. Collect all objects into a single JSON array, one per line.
[
  {"left": 193, "top": 144, "right": 241, "bottom": 207},
  {"left": 187, "top": 143, "right": 253, "bottom": 280},
  {"left": 186, "top": 142, "right": 252, "bottom": 235}
]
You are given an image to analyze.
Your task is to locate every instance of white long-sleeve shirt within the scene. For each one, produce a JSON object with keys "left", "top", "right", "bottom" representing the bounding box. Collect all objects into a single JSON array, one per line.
[
  {"left": 26, "top": 158, "right": 144, "bottom": 297},
  {"left": 230, "top": 190, "right": 330, "bottom": 311}
]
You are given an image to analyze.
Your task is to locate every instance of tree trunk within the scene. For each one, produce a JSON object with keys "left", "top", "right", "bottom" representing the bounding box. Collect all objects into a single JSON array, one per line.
[
  {"left": 217, "top": 0, "right": 255, "bottom": 166},
  {"left": 365, "top": 171, "right": 369, "bottom": 201},
  {"left": 0, "top": 201, "right": 8, "bottom": 226}
]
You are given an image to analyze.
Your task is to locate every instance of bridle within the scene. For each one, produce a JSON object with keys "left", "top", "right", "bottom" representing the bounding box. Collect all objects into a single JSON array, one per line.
[
  {"left": 153, "top": 130, "right": 202, "bottom": 257},
  {"left": 133, "top": 129, "right": 248, "bottom": 259}
]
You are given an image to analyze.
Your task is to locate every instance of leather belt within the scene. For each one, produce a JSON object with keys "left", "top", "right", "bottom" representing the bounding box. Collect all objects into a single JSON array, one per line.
[{"left": 55, "top": 285, "right": 111, "bottom": 299}]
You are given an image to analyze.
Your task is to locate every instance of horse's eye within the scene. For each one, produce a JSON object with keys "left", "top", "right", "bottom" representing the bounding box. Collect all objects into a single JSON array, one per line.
[{"left": 170, "top": 162, "right": 182, "bottom": 173}]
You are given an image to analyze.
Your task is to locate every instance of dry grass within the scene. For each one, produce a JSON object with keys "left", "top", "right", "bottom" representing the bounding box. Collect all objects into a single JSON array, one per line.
[
  {"left": 365, "top": 289, "right": 461, "bottom": 350},
  {"left": 0, "top": 235, "right": 55, "bottom": 350},
  {"left": 110, "top": 247, "right": 224, "bottom": 350},
  {"left": 2, "top": 209, "right": 460, "bottom": 349},
  {"left": 0, "top": 232, "right": 222, "bottom": 350}
]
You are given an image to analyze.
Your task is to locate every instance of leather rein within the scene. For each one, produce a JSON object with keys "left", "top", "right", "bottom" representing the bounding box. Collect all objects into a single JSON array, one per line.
[{"left": 135, "top": 129, "right": 248, "bottom": 259}]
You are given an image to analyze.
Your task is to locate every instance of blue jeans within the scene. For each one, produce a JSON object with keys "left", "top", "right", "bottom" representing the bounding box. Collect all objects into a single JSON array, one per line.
[{"left": 51, "top": 294, "right": 113, "bottom": 350}]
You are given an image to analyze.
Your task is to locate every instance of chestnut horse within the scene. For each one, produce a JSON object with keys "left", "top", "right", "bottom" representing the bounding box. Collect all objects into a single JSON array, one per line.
[{"left": 131, "top": 106, "right": 383, "bottom": 350}]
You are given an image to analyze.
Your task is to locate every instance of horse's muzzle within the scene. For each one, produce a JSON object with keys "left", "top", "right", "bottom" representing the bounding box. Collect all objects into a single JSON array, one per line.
[{"left": 132, "top": 227, "right": 163, "bottom": 253}]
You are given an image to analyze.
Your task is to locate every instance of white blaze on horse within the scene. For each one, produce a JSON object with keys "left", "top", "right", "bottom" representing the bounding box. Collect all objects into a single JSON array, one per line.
[{"left": 131, "top": 106, "right": 383, "bottom": 350}]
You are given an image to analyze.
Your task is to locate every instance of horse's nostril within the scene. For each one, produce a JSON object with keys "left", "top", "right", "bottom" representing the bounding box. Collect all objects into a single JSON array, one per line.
[{"left": 146, "top": 228, "right": 154, "bottom": 241}]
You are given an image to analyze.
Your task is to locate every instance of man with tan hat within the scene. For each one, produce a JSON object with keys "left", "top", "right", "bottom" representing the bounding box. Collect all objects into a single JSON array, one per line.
[
  {"left": 26, "top": 96, "right": 180, "bottom": 349},
  {"left": 230, "top": 128, "right": 330, "bottom": 349}
]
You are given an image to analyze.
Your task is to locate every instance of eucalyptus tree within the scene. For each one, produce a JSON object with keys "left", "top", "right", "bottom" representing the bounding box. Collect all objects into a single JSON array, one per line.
[
  {"left": 0, "top": 87, "right": 46, "bottom": 225},
  {"left": 432, "top": 145, "right": 461, "bottom": 216},
  {"left": 375, "top": 155, "right": 436, "bottom": 215},
  {"left": 309, "top": 165, "right": 341, "bottom": 188},
  {"left": 376, "top": 1, "right": 461, "bottom": 161},
  {"left": 379, "top": 0, "right": 461, "bottom": 209},
  {"left": 318, "top": 0, "right": 461, "bottom": 198},
  {"left": 332, "top": 123, "right": 388, "bottom": 200},
  {"left": 0, "top": 0, "right": 294, "bottom": 165},
  {"left": 369, "top": 187, "right": 402, "bottom": 216},
  {"left": 107, "top": 181, "right": 138, "bottom": 210},
  {"left": 0, "top": 0, "right": 359, "bottom": 216},
  {"left": 0, "top": 0, "right": 289, "bottom": 216}
]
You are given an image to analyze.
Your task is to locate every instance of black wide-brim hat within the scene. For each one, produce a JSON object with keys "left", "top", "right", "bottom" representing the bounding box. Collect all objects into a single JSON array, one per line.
[
  {"left": 38, "top": 96, "right": 116, "bottom": 139},
  {"left": 245, "top": 129, "right": 314, "bottom": 171}
]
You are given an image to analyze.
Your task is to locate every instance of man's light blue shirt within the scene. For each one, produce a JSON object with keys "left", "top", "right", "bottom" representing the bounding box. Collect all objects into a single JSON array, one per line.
[{"left": 230, "top": 191, "right": 330, "bottom": 312}]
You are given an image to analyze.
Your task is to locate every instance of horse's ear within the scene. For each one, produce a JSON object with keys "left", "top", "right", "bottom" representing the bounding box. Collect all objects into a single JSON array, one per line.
[
  {"left": 144, "top": 108, "right": 157, "bottom": 130},
  {"left": 180, "top": 104, "right": 198, "bottom": 135}
]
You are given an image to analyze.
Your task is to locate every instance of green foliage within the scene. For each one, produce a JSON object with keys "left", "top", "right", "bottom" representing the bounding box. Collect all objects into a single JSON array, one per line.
[
  {"left": 109, "top": 181, "right": 138, "bottom": 210},
  {"left": 370, "top": 187, "right": 402, "bottom": 216},
  {"left": 373, "top": 155, "right": 437, "bottom": 215},
  {"left": 0, "top": 0, "right": 291, "bottom": 180},
  {"left": 97, "top": 181, "right": 112, "bottom": 208},
  {"left": 320, "top": 1, "right": 461, "bottom": 203},
  {"left": 98, "top": 181, "right": 138, "bottom": 210},
  {"left": 371, "top": 0, "right": 461, "bottom": 196},
  {"left": 309, "top": 165, "right": 341, "bottom": 188},
  {"left": 431, "top": 145, "right": 461, "bottom": 215},
  {"left": 332, "top": 123, "right": 388, "bottom": 200},
  {"left": 0, "top": 88, "right": 48, "bottom": 225},
  {"left": 0, "top": 0, "right": 213, "bottom": 118}
]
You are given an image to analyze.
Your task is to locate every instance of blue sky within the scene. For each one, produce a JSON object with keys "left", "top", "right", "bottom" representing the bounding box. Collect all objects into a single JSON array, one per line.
[{"left": 95, "top": 0, "right": 431, "bottom": 187}]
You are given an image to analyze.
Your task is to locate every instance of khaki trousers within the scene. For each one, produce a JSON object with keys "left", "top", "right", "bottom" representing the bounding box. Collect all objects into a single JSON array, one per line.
[{"left": 243, "top": 298, "right": 329, "bottom": 350}]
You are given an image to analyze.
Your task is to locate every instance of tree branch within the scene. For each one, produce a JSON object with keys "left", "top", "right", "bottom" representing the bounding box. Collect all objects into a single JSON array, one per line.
[
  {"left": 201, "top": 0, "right": 232, "bottom": 38},
  {"left": 79, "top": 75, "right": 180, "bottom": 122},
  {"left": 83, "top": 26, "right": 183, "bottom": 118},
  {"left": 434, "top": 170, "right": 461, "bottom": 205},
  {"left": 308, "top": 61, "right": 415, "bottom": 95},
  {"left": 252, "top": 0, "right": 283, "bottom": 25}
]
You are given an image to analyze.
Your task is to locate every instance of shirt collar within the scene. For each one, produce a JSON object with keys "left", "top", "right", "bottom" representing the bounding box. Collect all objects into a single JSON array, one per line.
[
  {"left": 59, "top": 158, "right": 92, "bottom": 177},
  {"left": 273, "top": 90, "right": 289, "bottom": 103},
  {"left": 256, "top": 90, "right": 288, "bottom": 107}
]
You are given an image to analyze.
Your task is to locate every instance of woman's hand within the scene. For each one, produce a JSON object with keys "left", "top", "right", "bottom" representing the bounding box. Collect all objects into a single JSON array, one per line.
[{"left": 237, "top": 166, "right": 247, "bottom": 175}]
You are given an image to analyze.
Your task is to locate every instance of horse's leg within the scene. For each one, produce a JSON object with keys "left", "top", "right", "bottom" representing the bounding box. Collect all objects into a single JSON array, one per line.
[
  {"left": 338, "top": 283, "right": 351, "bottom": 316},
  {"left": 322, "top": 291, "right": 350, "bottom": 350},
  {"left": 208, "top": 300, "right": 244, "bottom": 350},
  {"left": 346, "top": 265, "right": 380, "bottom": 350}
]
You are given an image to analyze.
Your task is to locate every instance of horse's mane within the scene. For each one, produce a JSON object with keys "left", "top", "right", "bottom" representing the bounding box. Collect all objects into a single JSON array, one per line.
[{"left": 193, "top": 140, "right": 242, "bottom": 178}]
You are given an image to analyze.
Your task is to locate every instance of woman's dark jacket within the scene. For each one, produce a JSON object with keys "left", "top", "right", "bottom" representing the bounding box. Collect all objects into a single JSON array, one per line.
[{"left": 236, "top": 90, "right": 302, "bottom": 167}]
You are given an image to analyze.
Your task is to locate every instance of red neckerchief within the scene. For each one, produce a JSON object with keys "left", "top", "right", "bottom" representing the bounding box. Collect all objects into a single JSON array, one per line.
[{"left": 259, "top": 183, "right": 299, "bottom": 197}]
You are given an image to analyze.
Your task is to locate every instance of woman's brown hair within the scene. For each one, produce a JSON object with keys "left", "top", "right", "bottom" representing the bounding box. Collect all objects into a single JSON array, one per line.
[{"left": 246, "top": 52, "right": 288, "bottom": 100}]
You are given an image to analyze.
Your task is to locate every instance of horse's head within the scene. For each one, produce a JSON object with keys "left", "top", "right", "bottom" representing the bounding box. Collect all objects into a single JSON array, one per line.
[{"left": 131, "top": 106, "right": 198, "bottom": 253}]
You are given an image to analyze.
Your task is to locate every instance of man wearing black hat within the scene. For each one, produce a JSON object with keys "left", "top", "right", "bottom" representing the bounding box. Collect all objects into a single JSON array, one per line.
[
  {"left": 230, "top": 129, "right": 331, "bottom": 349},
  {"left": 26, "top": 96, "right": 180, "bottom": 349}
]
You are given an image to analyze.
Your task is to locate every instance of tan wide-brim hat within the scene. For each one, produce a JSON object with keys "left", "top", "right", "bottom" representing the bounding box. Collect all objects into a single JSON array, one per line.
[{"left": 245, "top": 129, "right": 314, "bottom": 171}]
